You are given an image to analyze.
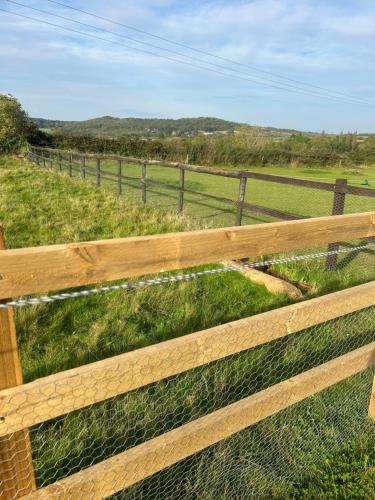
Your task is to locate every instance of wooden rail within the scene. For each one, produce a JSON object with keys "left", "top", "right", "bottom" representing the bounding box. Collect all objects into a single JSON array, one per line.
[
  {"left": 0, "top": 212, "right": 374, "bottom": 299},
  {"left": 26, "top": 342, "right": 375, "bottom": 499},
  {"left": 0, "top": 281, "right": 373, "bottom": 436}
]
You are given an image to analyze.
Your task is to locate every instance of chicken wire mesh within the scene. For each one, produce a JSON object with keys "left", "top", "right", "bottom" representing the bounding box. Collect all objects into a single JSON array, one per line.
[
  {"left": 3, "top": 147, "right": 373, "bottom": 498},
  {"left": 0, "top": 244, "right": 374, "bottom": 499}
]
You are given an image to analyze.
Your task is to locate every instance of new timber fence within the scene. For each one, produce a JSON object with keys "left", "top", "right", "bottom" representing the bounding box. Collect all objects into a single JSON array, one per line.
[{"left": 0, "top": 213, "right": 375, "bottom": 498}]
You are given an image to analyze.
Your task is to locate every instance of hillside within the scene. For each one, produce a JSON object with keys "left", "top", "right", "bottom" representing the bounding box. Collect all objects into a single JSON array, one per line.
[{"left": 32, "top": 115, "right": 300, "bottom": 138}]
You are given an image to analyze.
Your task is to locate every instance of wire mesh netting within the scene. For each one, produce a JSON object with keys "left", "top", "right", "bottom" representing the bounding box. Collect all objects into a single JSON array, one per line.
[
  {"left": 1, "top": 148, "right": 373, "bottom": 498},
  {"left": 0, "top": 245, "right": 374, "bottom": 498}
]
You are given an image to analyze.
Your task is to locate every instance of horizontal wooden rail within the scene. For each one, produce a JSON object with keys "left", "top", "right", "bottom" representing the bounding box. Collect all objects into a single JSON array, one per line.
[
  {"left": 1, "top": 212, "right": 374, "bottom": 299},
  {"left": 26, "top": 341, "right": 375, "bottom": 499},
  {"left": 0, "top": 281, "right": 373, "bottom": 436}
]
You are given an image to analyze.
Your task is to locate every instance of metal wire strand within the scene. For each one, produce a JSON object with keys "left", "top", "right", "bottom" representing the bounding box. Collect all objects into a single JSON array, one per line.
[{"left": 1, "top": 242, "right": 373, "bottom": 309}]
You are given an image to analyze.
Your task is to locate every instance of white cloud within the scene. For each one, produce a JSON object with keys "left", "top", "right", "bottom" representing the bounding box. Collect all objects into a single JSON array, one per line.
[{"left": 1, "top": 0, "right": 375, "bottom": 131}]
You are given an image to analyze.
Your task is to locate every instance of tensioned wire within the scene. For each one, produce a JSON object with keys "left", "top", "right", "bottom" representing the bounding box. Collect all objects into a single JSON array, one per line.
[{"left": 1, "top": 242, "right": 374, "bottom": 309}]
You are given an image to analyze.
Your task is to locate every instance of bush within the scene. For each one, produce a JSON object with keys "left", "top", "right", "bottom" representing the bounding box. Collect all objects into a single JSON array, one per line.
[{"left": 0, "top": 94, "right": 49, "bottom": 154}]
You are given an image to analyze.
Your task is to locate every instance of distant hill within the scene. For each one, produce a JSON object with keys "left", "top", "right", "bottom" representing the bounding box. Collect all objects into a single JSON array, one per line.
[{"left": 32, "top": 116, "right": 301, "bottom": 138}]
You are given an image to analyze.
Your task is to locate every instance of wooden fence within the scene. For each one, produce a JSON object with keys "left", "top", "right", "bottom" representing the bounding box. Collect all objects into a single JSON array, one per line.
[
  {"left": 0, "top": 213, "right": 375, "bottom": 498},
  {"left": 27, "top": 145, "right": 375, "bottom": 272}
]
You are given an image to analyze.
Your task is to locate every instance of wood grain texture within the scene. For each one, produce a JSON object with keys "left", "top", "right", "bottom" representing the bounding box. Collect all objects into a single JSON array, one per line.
[
  {"left": 369, "top": 376, "right": 375, "bottom": 420},
  {"left": 25, "top": 342, "right": 375, "bottom": 499},
  {"left": 0, "top": 212, "right": 374, "bottom": 299},
  {"left": 1, "top": 280, "right": 373, "bottom": 437},
  {"left": 0, "top": 228, "right": 35, "bottom": 499}
]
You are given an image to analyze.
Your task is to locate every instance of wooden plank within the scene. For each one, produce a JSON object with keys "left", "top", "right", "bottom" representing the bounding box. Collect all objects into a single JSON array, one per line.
[
  {"left": 369, "top": 376, "right": 375, "bottom": 420},
  {"left": 242, "top": 201, "right": 308, "bottom": 221},
  {"left": 326, "top": 179, "right": 347, "bottom": 270},
  {"left": 235, "top": 176, "right": 247, "bottom": 226},
  {"left": 0, "top": 212, "right": 374, "bottom": 299},
  {"left": 178, "top": 165, "right": 184, "bottom": 213},
  {"left": 243, "top": 170, "right": 335, "bottom": 191},
  {"left": 141, "top": 162, "right": 147, "bottom": 204},
  {"left": 118, "top": 160, "right": 122, "bottom": 195},
  {"left": 343, "top": 184, "right": 375, "bottom": 198},
  {"left": 1, "top": 280, "right": 373, "bottom": 436},
  {"left": 0, "top": 228, "right": 36, "bottom": 499},
  {"left": 96, "top": 158, "right": 101, "bottom": 186},
  {"left": 25, "top": 342, "right": 375, "bottom": 499}
]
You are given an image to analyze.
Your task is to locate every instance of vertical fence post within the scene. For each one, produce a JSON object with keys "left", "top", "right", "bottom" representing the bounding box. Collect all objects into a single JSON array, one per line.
[
  {"left": 96, "top": 158, "right": 101, "bottom": 186},
  {"left": 49, "top": 151, "right": 53, "bottom": 169},
  {"left": 0, "top": 227, "right": 36, "bottom": 499},
  {"left": 141, "top": 161, "right": 147, "bottom": 204},
  {"left": 58, "top": 152, "right": 62, "bottom": 172},
  {"left": 80, "top": 156, "right": 85, "bottom": 180},
  {"left": 325, "top": 178, "right": 347, "bottom": 270},
  {"left": 369, "top": 377, "right": 375, "bottom": 420},
  {"left": 235, "top": 175, "right": 247, "bottom": 226},
  {"left": 178, "top": 165, "right": 185, "bottom": 213},
  {"left": 42, "top": 150, "right": 46, "bottom": 169},
  {"left": 68, "top": 152, "right": 72, "bottom": 177},
  {"left": 118, "top": 160, "right": 122, "bottom": 196}
]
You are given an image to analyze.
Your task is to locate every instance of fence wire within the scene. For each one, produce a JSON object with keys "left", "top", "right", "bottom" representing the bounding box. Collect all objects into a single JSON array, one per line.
[
  {"left": 0, "top": 246, "right": 374, "bottom": 499},
  {"left": 1, "top": 304, "right": 374, "bottom": 498},
  {"left": 1, "top": 148, "right": 374, "bottom": 498}
]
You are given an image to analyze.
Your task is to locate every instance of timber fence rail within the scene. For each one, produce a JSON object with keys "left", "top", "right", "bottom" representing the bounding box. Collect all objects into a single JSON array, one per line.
[{"left": 0, "top": 214, "right": 375, "bottom": 498}]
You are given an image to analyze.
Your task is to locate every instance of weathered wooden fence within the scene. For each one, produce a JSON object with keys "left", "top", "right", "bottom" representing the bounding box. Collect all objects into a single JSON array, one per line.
[
  {"left": 0, "top": 213, "right": 374, "bottom": 498},
  {"left": 27, "top": 146, "right": 375, "bottom": 272}
]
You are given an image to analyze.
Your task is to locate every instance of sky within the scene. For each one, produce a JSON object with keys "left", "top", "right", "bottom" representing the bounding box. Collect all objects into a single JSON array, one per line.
[{"left": 1, "top": 0, "right": 375, "bottom": 132}]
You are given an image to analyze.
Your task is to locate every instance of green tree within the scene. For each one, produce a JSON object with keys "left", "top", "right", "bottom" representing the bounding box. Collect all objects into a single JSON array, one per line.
[{"left": 0, "top": 94, "right": 37, "bottom": 153}]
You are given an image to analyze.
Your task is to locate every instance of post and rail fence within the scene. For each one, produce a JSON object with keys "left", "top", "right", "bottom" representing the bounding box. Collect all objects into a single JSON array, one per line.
[
  {"left": 27, "top": 146, "right": 375, "bottom": 271},
  {"left": 0, "top": 213, "right": 374, "bottom": 498}
]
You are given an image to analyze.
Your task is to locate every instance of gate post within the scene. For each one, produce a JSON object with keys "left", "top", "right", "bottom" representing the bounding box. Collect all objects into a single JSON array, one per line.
[{"left": 0, "top": 226, "right": 36, "bottom": 498}]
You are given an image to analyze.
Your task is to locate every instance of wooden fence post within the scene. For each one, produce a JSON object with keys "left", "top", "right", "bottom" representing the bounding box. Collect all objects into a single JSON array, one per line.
[
  {"left": 235, "top": 175, "right": 247, "bottom": 226},
  {"left": 80, "top": 156, "right": 85, "bottom": 180},
  {"left": 96, "top": 158, "right": 101, "bottom": 186},
  {"left": 178, "top": 165, "right": 185, "bottom": 213},
  {"left": 141, "top": 162, "right": 147, "bottom": 204},
  {"left": 369, "top": 376, "right": 375, "bottom": 420},
  {"left": 68, "top": 153, "right": 72, "bottom": 177},
  {"left": 58, "top": 152, "right": 62, "bottom": 172},
  {"left": 0, "top": 227, "right": 36, "bottom": 499},
  {"left": 118, "top": 160, "right": 122, "bottom": 196},
  {"left": 325, "top": 178, "right": 347, "bottom": 270}
]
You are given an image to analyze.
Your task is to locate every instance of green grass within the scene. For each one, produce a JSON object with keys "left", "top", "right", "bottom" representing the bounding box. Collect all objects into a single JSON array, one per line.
[
  {"left": 1, "top": 156, "right": 375, "bottom": 498},
  {"left": 59, "top": 155, "right": 375, "bottom": 229}
]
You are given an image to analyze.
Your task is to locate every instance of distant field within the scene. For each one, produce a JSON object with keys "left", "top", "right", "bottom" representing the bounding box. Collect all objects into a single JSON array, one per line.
[
  {"left": 72, "top": 156, "right": 375, "bottom": 235},
  {"left": 1, "top": 156, "right": 374, "bottom": 498}
]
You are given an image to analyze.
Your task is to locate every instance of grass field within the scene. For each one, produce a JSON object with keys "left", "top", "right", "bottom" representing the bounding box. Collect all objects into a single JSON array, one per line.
[
  {"left": 1, "top": 155, "right": 375, "bottom": 498},
  {"left": 58, "top": 154, "right": 375, "bottom": 229}
]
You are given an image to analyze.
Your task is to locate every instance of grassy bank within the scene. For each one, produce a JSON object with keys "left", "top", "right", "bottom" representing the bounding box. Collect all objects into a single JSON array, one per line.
[{"left": 1, "top": 156, "right": 374, "bottom": 498}]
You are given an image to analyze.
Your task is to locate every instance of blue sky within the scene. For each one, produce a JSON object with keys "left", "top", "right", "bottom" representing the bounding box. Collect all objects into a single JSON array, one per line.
[{"left": 1, "top": 0, "right": 375, "bottom": 132}]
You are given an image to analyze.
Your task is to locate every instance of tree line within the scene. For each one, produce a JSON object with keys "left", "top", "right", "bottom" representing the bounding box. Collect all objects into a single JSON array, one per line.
[{"left": 2, "top": 94, "right": 375, "bottom": 168}]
